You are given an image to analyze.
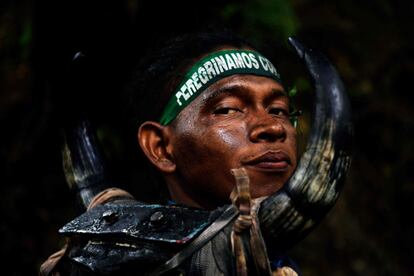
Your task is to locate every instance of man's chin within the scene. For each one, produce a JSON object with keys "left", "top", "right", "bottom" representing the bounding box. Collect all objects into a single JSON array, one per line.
[
  {"left": 249, "top": 182, "right": 285, "bottom": 198},
  {"left": 245, "top": 168, "right": 290, "bottom": 191}
]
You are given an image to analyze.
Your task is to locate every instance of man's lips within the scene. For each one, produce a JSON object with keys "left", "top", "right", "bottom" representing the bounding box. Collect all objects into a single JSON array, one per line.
[{"left": 241, "top": 151, "right": 291, "bottom": 172}]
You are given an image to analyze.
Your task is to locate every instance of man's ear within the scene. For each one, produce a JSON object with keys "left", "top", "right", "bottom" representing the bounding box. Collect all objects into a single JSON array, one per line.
[{"left": 138, "top": 121, "right": 176, "bottom": 173}]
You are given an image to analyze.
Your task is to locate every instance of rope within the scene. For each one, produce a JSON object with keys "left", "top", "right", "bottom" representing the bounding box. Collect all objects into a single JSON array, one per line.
[{"left": 230, "top": 168, "right": 273, "bottom": 276}]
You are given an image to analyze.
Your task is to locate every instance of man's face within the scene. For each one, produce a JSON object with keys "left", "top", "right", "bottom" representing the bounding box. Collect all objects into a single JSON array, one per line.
[{"left": 168, "top": 74, "right": 297, "bottom": 209}]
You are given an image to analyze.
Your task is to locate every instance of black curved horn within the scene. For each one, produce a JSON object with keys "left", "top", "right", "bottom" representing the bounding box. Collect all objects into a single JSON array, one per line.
[
  {"left": 61, "top": 53, "right": 111, "bottom": 209},
  {"left": 62, "top": 119, "right": 110, "bottom": 209},
  {"left": 259, "top": 37, "right": 353, "bottom": 254}
]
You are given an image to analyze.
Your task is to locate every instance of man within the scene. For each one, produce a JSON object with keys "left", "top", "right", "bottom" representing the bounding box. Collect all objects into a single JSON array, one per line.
[{"left": 41, "top": 29, "right": 352, "bottom": 275}]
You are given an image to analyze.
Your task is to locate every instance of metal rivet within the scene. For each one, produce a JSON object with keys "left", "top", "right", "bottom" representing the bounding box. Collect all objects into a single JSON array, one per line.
[
  {"left": 150, "top": 211, "right": 165, "bottom": 227},
  {"left": 102, "top": 210, "right": 118, "bottom": 224}
]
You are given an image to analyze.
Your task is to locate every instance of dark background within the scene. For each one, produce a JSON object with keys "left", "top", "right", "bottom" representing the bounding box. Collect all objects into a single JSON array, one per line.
[{"left": 1, "top": 0, "right": 413, "bottom": 275}]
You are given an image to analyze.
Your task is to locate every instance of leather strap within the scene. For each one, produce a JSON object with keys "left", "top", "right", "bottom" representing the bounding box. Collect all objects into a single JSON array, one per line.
[{"left": 147, "top": 204, "right": 238, "bottom": 276}]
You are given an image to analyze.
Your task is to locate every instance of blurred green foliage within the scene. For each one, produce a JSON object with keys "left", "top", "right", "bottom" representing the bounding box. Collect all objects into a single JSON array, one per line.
[
  {"left": 221, "top": 0, "right": 298, "bottom": 42},
  {"left": 1, "top": 0, "right": 413, "bottom": 275}
]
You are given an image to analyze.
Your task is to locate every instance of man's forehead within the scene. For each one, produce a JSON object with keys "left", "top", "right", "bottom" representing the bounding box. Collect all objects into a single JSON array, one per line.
[{"left": 198, "top": 75, "right": 287, "bottom": 104}]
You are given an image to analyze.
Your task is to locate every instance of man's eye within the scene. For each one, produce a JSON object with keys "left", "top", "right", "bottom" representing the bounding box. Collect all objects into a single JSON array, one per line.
[
  {"left": 214, "top": 107, "right": 241, "bottom": 115},
  {"left": 269, "top": 108, "right": 288, "bottom": 117}
]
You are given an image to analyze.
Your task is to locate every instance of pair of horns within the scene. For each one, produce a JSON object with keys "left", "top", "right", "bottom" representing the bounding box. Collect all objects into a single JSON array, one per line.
[{"left": 62, "top": 38, "right": 353, "bottom": 252}]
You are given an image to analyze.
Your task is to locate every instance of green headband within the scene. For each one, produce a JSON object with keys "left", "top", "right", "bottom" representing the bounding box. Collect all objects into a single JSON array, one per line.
[{"left": 159, "top": 49, "right": 282, "bottom": 125}]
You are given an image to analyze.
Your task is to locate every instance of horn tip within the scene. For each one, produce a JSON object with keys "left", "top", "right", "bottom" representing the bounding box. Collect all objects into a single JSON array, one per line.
[
  {"left": 72, "top": 51, "right": 86, "bottom": 61},
  {"left": 288, "top": 36, "right": 306, "bottom": 58}
]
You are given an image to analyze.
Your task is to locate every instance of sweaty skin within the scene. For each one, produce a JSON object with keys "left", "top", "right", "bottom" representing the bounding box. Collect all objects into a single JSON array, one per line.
[{"left": 165, "top": 74, "right": 297, "bottom": 209}]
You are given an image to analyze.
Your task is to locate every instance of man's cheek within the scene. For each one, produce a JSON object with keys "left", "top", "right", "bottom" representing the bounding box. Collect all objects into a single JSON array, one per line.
[{"left": 215, "top": 127, "right": 246, "bottom": 153}]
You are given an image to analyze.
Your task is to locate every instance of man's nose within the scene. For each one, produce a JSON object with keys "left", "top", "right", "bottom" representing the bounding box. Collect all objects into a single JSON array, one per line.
[{"left": 249, "top": 116, "right": 286, "bottom": 143}]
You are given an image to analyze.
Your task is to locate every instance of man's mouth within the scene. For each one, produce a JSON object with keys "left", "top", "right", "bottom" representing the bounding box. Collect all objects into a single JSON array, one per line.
[{"left": 241, "top": 151, "right": 291, "bottom": 172}]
